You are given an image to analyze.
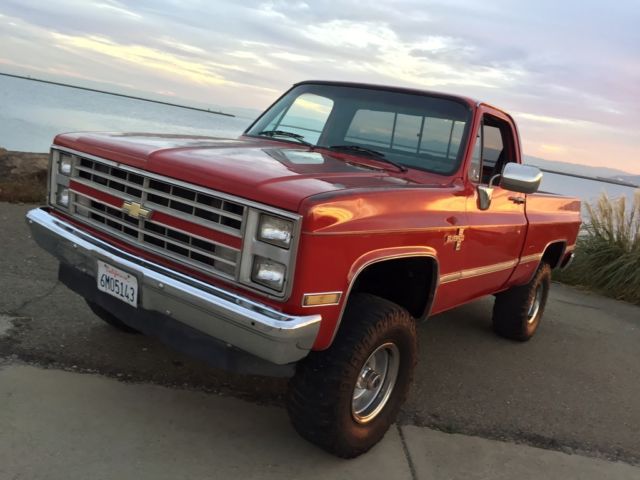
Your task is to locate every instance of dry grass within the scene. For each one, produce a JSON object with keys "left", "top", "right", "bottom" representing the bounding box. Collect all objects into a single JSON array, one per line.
[
  {"left": 0, "top": 171, "right": 47, "bottom": 203},
  {"left": 556, "top": 190, "right": 640, "bottom": 305}
]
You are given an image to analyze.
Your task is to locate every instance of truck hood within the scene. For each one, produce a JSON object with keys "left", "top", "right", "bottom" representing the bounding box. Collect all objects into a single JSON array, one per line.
[{"left": 54, "top": 132, "right": 450, "bottom": 211}]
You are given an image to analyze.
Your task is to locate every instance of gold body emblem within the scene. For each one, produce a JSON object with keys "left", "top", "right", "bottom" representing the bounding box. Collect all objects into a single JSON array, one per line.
[
  {"left": 122, "top": 201, "right": 152, "bottom": 220},
  {"left": 445, "top": 228, "right": 465, "bottom": 251}
]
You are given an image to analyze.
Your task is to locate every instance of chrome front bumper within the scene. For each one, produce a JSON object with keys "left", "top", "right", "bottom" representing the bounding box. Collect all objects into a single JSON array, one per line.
[{"left": 26, "top": 208, "right": 321, "bottom": 365}]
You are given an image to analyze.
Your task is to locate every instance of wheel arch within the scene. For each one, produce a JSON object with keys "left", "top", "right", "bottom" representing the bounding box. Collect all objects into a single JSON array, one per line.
[
  {"left": 541, "top": 240, "right": 567, "bottom": 269},
  {"left": 513, "top": 239, "right": 568, "bottom": 287},
  {"left": 330, "top": 248, "right": 439, "bottom": 344}
]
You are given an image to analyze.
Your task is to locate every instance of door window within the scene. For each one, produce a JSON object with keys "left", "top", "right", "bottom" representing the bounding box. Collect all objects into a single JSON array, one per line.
[
  {"left": 468, "top": 115, "right": 516, "bottom": 184},
  {"left": 481, "top": 124, "right": 504, "bottom": 183}
]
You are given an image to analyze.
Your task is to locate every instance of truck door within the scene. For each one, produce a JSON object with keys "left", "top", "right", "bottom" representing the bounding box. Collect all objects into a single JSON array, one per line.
[{"left": 458, "top": 110, "right": 527, "bottom": 303}]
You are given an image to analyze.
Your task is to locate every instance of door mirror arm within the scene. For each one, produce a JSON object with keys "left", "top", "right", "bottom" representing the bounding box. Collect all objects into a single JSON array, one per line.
[
  {"left": 477, "top": 173, "right": 500, "bottom": 211},
  {"left": 488, "top": 173, "right": 501, "bottom": 187},
  {"left": 477, "top": 184, "right": 493, "bottom": 211}
]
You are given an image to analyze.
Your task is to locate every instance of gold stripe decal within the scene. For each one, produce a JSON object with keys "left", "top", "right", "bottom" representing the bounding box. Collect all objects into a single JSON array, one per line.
[
  {"left": 439, "top": 272, "right": 461, "bottom": 284},
  {"left": 440, "top": 259, "right": 523, "bottom": 284},
  {"left": 464, "top": 259, "right": 519, "bottom": 278},
  {"left": 518, "top": 253, "right": 544, "bottom": 265}
]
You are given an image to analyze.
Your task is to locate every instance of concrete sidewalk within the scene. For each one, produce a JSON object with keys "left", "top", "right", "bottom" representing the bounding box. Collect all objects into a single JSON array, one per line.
[{"left": 1, "top": 364, "right": 637, "bottom": 480}]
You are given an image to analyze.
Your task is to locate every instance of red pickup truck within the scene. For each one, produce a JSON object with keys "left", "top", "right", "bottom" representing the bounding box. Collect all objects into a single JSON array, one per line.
[{"left": 27, "top": 81, "right": 581, "bottom": 457}]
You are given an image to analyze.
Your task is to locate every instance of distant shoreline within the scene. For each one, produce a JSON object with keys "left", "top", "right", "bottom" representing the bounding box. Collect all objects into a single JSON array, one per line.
[
  {"left": 0, "top": 72, "right": 235, "bottom": 118},
  {"left": 536, "top": 168, "right": 639, "bottom": 189}
]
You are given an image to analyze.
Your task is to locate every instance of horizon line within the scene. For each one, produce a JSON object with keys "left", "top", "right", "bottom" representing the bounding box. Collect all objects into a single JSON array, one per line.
[{"left": 0, "top": 72, "right": 235, "bottom": 118}]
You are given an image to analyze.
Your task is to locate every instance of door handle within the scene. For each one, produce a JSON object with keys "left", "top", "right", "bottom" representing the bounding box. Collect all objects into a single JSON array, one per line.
[{"left": 509, "top": 196, "right": 526, "bottom": 205}]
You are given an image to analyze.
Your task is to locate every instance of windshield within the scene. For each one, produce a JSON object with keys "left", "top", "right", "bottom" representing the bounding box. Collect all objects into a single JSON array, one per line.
[{"left": 245, "top": 84, "right": 471, "bottom": 175}]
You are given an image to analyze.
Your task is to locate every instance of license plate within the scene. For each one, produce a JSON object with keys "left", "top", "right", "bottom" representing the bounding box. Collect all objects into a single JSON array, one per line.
[{"left": 97, "top": 261, "right": 138, "bottom": 307}]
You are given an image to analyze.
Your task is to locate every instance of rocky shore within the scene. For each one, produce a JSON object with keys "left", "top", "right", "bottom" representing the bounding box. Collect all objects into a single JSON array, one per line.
[{"left": 0, "top": 148, "right": 48, "bottom": 202}]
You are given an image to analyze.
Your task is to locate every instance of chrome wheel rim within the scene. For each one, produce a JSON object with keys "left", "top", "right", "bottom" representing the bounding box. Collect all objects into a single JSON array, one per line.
[
  {"left": 352, "top": 342, "right": 400, "bottom": 424},
  {"left": 527, "top": 284, "right": 543, "bottom": 324}
]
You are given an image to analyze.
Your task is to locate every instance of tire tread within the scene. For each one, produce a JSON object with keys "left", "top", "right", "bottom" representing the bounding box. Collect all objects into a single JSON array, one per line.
[
  {"left": 492, "top": 262, "right": 551, "bottom": 341},
  {"left": 287, "top": 293, "right": 416, "bottom": 458}
]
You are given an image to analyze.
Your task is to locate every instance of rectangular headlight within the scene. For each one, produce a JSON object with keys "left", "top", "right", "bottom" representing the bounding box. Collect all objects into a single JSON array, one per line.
[
  {"left": 251, "top": 255, "right": 286, "bottom": 291},
  {"left": 59, "top": 153, "right": 73, "bottom": 176},
  {"left": 56, "top": 187, "right": 70, "bottom": 207},
  {"left": 258, "top": 214, "right": 293, "bottom": 249}
]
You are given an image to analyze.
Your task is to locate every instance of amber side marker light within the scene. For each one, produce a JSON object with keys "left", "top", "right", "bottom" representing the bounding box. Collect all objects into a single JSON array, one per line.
[{"left": 302, "top": 292, "right": 343, "bottom": 307}]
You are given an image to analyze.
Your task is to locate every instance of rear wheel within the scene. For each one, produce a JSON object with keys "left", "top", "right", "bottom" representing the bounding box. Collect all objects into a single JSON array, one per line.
[
  {"left": 86, "top": 300, "right": 140, "bottom": 334},
  {"left": 492, "top": 262, "right": 551, "bottom": 341},
  {"left": 286, "top": 293, "right": 417, "bottom": 458}
]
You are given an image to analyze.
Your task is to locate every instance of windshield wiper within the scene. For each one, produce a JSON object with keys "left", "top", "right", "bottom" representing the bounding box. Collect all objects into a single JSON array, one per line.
[
  {"left": 326, "top": 145, "right": 408, "bottom": 172},
  {"left": 258, "top": 130, "right": 313, "bottom": 146}
]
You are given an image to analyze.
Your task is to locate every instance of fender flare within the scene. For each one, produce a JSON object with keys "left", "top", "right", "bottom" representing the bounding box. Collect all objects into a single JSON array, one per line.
[{"left": 330, "top": 246, "right": 440, "bottom": 344}]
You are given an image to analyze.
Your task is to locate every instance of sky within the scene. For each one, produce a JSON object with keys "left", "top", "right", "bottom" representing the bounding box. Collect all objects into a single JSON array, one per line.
[{"left": 0, "top": 0, "right": 638, "bottom": 174}]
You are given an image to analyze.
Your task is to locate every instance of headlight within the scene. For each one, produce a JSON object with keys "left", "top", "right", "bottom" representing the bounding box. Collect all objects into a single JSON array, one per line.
[
  {"left": 56, "top": 187, "right": 70, "bottom": 207},
  {"left": 59, "top": 154, "right": 72, "bottom": 175},
  {"left": 258, "top": 214, "right": 293, "bottom": 249},
  {"left": 251, "top": 256, "right": 286, "bottom": 291},
  {"left": 239, "top": 208, "right": 298, "bottom": 296}
]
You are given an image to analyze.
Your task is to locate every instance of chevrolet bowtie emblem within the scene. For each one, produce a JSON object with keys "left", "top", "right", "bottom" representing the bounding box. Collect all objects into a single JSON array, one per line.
[
  {"left": 445, "top": 228, "right": 465, "bottom": 251},
  {"left": 122, "top": 201, "right": 152, "bottom": 220}
]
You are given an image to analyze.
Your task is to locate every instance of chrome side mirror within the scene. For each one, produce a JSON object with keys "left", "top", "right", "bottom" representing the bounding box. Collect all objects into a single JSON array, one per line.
[
  {"left": 476, "top": 164, "right": 542, "bottom": 211},
  {"left": 500, "top": 163, "right": 542, "bottom": 194}
]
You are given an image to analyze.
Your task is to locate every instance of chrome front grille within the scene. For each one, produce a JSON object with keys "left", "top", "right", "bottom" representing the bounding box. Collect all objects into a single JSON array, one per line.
[
  {"left": 67, "top": 155, "right": 244, "bottom": 279},
  {"left": 75, "top": 157, "right": 244, "bottom": 233}
]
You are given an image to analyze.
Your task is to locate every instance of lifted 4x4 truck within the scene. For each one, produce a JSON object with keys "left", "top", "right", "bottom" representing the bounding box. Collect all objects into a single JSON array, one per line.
[{"left": 27, "top": 81, "right": 581, "bottom": 457}]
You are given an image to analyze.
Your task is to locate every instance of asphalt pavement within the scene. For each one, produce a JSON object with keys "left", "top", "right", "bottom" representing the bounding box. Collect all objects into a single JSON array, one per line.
[{"left": 1, "top": 202, "right": 639, "bottom": 478}]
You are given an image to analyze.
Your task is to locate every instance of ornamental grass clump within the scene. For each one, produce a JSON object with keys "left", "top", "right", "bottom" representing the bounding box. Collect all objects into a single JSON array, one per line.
[{"left": 557, "top": 190, "right": 640, "bottom": 305}]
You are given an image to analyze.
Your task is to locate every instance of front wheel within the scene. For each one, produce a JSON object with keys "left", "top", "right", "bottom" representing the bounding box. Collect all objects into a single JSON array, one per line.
[
  {"left": 492, "top": 262, "right": 551, "bottom": 341},
  {"left": 286, "top": 293, "right": 417, "bottom": 458}
]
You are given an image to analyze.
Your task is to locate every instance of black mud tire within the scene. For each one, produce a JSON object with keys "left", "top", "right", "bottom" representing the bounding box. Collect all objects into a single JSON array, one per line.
[
  {"left": 286, "top": 293, "right": 417, "bottom": 458},
  {"left": 86, "top": 300, "right": 140, "bottom": 334},
  {"left": 492, "top": 262, "right": 551, "bottom": 341}
]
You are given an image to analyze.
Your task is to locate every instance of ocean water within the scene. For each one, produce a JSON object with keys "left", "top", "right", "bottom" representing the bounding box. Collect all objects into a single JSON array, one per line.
[
  {"left": 1, "top": 75, "right": 636, "bottom": 209},
  {"left": 539, "top": 173, "right": 637, "bottom": 206},
  {"left": 0, "top": 75, "right": 251, "bottom": 152}
]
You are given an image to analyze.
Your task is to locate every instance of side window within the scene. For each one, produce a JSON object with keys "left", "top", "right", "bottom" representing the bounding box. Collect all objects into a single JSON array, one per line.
[
  {"left": 267, "top": 93, "right": 333, "bottom": 144},
  {"left": 468, "top": 115, "right": 516, "bottom": 184},
  {"left": 481, "top": 125, "right": 504, "bottom": 183}
]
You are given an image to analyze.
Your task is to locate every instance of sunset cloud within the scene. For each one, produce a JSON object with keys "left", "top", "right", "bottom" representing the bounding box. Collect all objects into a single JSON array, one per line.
[
  {"left": 51, "top": 33, "right": 230, "bottom": 85},
  {"left": 0, "top": 0, "right": 637, "bottom": 172}
]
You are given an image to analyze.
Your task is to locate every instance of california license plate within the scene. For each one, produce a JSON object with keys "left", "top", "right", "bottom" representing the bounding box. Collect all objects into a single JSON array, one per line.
[{"left": 97, "top": 260, "right": 138, "bottom": 307}]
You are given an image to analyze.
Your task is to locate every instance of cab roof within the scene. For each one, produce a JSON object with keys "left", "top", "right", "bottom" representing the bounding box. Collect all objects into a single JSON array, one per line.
[{"left": 293, "top": 80, "right": 479, "bottom": 110}]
